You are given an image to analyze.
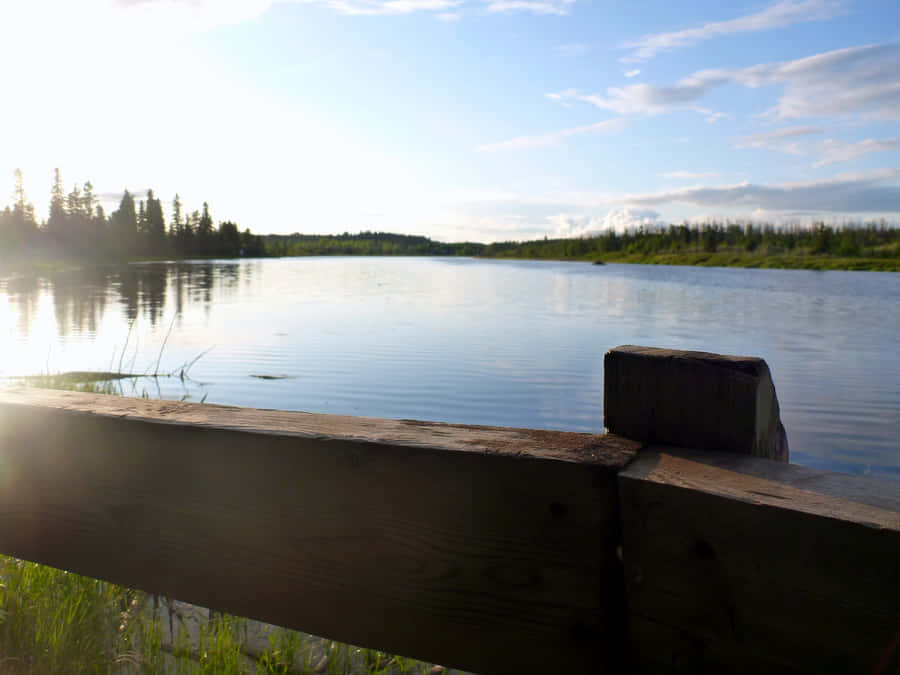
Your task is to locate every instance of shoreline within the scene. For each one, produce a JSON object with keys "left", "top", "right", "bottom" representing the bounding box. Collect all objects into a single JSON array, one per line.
[
  {"left": 2, "top": 251, "right": 899, "bottom": 274},
  {"left": 484, "top": 252, "right": 900, "bottom": 272}
]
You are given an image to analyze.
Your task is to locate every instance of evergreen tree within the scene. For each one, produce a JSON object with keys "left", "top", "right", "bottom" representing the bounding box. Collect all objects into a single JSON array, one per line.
[
  {"left": 196, "top": 202, "right": 213, "bottom": 254},
  {"left": 66, "top": 184, "right": 82, "bottom": 221},
  {"left": 48, "top": 168, "right": 67, "bottom": 235},
  {"left": 171, "top": 193, "right": 182, "bottom": 238},
  {"left": 81, "top": 181, "right": 96, "bottom": 222},
  {"left": 138, "top": 200, "right": 147, "bottom": 235},
  {"left": 173, "top": 194, "right": 192, "bottom": 256},
  {"left": 145, "top": 189, "right": 166, "bottom": 254},
  {"left": 12, "top": 169, "right": 36, "bottom": 226},
  {"left": 2, "top": 169, "right": 37, "bottom": 250},
  {"left": 197, "top": 202, "right": 213, "bottom": 238},
  {"left": 218, "top": 221, "right": 241, "bottom": 256},
  {"left": 110, "top": 190, "right": 138, "bottom": 255}
]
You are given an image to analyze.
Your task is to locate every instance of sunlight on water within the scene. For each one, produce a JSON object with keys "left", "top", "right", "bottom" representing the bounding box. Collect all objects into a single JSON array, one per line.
[{"left": 1, "top": 257, "right": 898, "bottom": 480}]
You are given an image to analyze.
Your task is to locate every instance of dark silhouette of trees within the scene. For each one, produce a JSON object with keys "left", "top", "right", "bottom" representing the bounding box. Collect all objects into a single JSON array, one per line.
[
  {"left": 196, "top": 202, "right": 213, "bottom": 244},
  {"left": 218, "top": 221, "right": 240, "bottom": 257},
  {"left": 144, "top": 190, "right": 166, "bottom": 255},
  {"left": 476, "top": 221, "right": 900, "bottom": 262},
  {"left": 47, "top": 168, "right": 66, "bottom": 237},
  {"left": 110, "top": 190, "right": 138, "bottom": 257},
  {"left": 0, "top": 171, "right": 268, "bottom": 261},
  {"left": 0, "top": 169, "right": 38, "bottom": 251},
  {"left": 3, "top": 168, "right": 900, "bottom": 266}
]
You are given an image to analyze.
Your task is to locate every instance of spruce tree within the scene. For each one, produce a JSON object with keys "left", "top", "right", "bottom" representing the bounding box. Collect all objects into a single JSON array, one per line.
[
  {"left": 110, "top": 190, "right": 138, "bottom": 256},
  {"left": 145, "top": 189, "right": 166, "bottom": 254},
  {"left": 196, "top": 202, "right": 213, "bottom": 254},
  {"left": 12, "top": 169, "right": 35, "bottom": 226},
  {"left": 48, "top": 168, "right": 67, "bottom": 235},
  {"left": 171, "top": 193, "right": 182, "bottom": 238}
]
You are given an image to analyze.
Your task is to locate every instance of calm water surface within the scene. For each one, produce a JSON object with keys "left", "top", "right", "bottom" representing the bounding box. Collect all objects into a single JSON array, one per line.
[{"left": 1, "top": 257, "right": 898, "bottom": 479}]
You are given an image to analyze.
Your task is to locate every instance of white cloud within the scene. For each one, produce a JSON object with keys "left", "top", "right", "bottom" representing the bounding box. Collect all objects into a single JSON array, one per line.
[
  {"left": 437, "top": 11, "right": 461, "bottom": 19},
  {"left": 814, "top": 138, "right": 900, "bottom": 166},
  {"left": 660, "top": 171, "right": 719, "bottom": 180},
  {"left": 545, "top": 88, "right": 579, "bottom": 108},
  {"left": 624, "top": 69, "right": 640, "bottom": 78},
  {"left": 549, "top": 208, "right": 663, "bottom": 236},
  {"left": 695, "top": 107, "right": 729, "bottom": 123},
  {"left": 478, "top": 117, "right": 626, "bottom": 152},
  {"left": 584, "top": 43, "right": 900, "bottom": 121},
  {"left": 622, "top": 0, "right": 842, "bottom": 63},
  {"left": 734, "top": 125, "right": 823, "bottom": 154},
  {"left": 626, "top": 168, "right": 900, "bottom": 213}
]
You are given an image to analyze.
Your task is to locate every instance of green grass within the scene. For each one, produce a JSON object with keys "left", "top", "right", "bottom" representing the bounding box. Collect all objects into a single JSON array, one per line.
[
  {"left": 0, "top": 556, "right": 446, "bottom": 674},
  {"left": 0, "top": 556, "right": 129, "bottom": 673},
  {"left": 587, "top": 251, "right": 900, "bottom": 271}
]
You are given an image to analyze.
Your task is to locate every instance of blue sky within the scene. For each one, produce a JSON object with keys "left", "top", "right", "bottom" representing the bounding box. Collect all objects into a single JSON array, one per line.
[{"left": 1, "top": 0, "right": 898, "bottom": 241}]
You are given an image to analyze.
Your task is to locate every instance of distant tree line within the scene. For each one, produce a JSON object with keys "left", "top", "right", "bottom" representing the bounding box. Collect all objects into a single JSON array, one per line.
[
  {"left": 265, "top": 223, "right": 900, "bottom": 261},
  {"left": 478, "top": 222, "right": 900, "bottom": 260},
  {"left": 5, "top": 168, "right": 899, "bottom": 264},
  {"left": 265, "top": 231, "right": 484, "bottom": 257},
  {"left": 0, "top": 168, "right": 266, "bottom": 260}
]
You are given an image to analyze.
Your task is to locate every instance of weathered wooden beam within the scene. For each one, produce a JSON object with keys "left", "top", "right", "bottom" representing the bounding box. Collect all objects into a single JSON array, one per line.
[
  {"left": 618, "top": 447, "right": 900, "bottom": 674},
  {"left": 0, "top": 388, "right": 641, "bottom": 675},
  {"left": 604, "top": 345, "right": 789, "bottom": 461}
]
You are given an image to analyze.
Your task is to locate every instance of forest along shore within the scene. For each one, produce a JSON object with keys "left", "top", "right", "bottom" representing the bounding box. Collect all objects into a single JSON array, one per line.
[
  {"left": 3, "top": 168, "right": 899, "bottom": 272},
  {"left": 264, "top": 224, "right": 900, "bottom": 271}
]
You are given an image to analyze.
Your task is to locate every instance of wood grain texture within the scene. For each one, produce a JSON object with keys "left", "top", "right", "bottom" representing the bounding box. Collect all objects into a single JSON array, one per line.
[
  {"left": 0, "top": 387, "right": 638, "bottom": 466},
  {"left": 619, "top": 447, "right": 900, "bottom": 674},
  {"left": 604, "top": 345, "right": 789, "bottom": 461},
  {"left": 0, "top": 388, "right": 641, "bottom": 675}
]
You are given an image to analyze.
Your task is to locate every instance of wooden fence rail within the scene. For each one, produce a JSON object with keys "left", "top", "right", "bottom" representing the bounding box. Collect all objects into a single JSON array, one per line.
[{"left": 0, "top": 346, "right": 897, "bottom": 674}]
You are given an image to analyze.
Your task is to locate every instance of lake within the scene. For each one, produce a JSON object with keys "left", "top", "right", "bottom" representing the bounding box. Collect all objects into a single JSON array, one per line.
[{"left": 1, "top": 257, "right": 898, "bottom": 480}]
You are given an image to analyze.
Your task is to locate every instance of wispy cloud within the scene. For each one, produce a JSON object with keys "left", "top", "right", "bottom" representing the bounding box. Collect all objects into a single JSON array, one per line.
[
  {"left": 621, "top": 0, "right": 843, "bottom": 63},
  {"left": 584, "top": 43, "right": 900, "bottom": 121},
  {"left": 545, "top": 88, "right": 579, "bottom": 105},
  {"left": 624, "top": 69, "right": 640, "bottom": 78},
  {"left": 734, "top": 125, "right": 822, "bottom": 154},
  {"left": 626, "top": 168, "right": 900, "bottom": 213},
  {"left": 478, "top": 117, "right": 626, "bottom": 152},
  {"left": 814, "top": 138, "right": 900, "bottom": 166},
  {"left": 545, "top": 88, "right": 582, "bottom": 108},
  {"left": 695, "top": 107, "right": 729, "bottom": 123},
  {"left": 660, "top": 171, "right": 719, "bottom": 180}
]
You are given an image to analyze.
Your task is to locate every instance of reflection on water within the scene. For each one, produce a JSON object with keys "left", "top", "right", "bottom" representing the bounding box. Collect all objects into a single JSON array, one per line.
[
  {"left": 1, "top": 261, "right": 245, "bottom": 336},
  {"left": 0, "top": 257, "right": 898, "bottom": 480}
]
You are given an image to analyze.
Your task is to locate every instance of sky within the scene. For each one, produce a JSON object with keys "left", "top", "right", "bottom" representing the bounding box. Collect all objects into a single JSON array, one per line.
[{"left": 1, "top": 0, "right": 898, "bottom": 242}]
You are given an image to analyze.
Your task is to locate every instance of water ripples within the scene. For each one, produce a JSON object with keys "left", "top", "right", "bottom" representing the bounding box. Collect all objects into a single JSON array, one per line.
[{"left": 1, "top": 257, "right": 898, "bottom": 479}]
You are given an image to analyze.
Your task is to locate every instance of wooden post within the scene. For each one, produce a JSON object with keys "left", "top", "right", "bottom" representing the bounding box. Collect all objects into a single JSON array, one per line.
[
  {"left": 604, "top": 345, "right": 788, "bottom": 461},
  {"left": 607, "top": 346, "right": 900, "bottom": 673},
  {"left": 618, "top": 447, "right": 900, "bottom": 674}
]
